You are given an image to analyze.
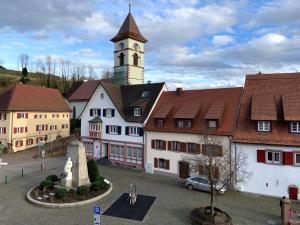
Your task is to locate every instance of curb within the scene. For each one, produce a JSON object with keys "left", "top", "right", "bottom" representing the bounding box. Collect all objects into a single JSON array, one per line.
[{"left": 26, "top": 181, "right": 113, "bottom": 208}]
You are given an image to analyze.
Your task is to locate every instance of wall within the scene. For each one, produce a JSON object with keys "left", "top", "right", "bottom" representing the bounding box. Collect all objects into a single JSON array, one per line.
[
  {"left": 68, "top": 101, "right": 87, "bottom": 119},
  {"left": 145, "top": 131, "right": 231, "bottom": 176},
  {"left": 0, "top": 112, "right": 11, "bottom": 147},
  {"left": 9, "top": 112, "right": 70, "bottom": 152},
  {"left": 235, "top": 143, "right": 300, "bottom": 198}
]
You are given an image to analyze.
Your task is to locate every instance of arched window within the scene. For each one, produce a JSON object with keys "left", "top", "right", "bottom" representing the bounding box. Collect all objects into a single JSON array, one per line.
[
  {"left": 73, "top": 106, "right": 76, "bottom": 119},
  {"left": 133, "top": 53, "right": 138, "bottom": 66},
  {"left": 118, "top": 43, "right": 124, "bottom": 50},
  {"left": 119, "top": 53, "right": 124, "bottom": 66},
  {"left": 133, "top": 43, "right": 140, "bottom": 51}
]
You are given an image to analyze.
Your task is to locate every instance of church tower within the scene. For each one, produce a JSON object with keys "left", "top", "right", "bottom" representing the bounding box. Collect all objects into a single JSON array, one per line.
[{"left": 111, "top": 8, "right": 147, "bottom": 85}]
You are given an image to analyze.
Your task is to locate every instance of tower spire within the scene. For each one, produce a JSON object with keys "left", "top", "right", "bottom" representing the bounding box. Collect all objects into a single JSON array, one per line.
[{"left": 129, "top": 2, "right": 131, "bottom": 13}]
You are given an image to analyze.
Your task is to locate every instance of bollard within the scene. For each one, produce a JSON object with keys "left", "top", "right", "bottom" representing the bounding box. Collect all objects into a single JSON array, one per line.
[
  {"left": 21, "top": 169, "right": 24, "bottom": 177},
  {"left": 41, "top": 163, "right": 43, "bottom": 171},
  {"left": 4, "top": 176, "right": 8, "bottom": 184}
]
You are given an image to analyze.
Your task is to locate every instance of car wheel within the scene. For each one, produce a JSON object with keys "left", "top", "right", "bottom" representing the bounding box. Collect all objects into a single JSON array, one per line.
[{"left": 187, "top": 184, "right": 194, "bottom": 190}]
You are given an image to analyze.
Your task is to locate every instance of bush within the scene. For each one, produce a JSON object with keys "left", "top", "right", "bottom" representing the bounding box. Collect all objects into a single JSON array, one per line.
[
  {"left": 90, "top": 181, "right": 107, "bottom": 192},
  {"left": 95, "top": 176, "right": 105, "bottom": 182},
  {"left": 87, "top": 159, "right": 100, "bottom": 182},
  {"left": 77, "top": 185, "right": 89, "bottom": 196},
  {"left": 46, "top": 175, "right": 59, "bottom": 183},
  {"left": 72, "top": 127, "right": 81, "bottom": 134},
  {"left": 55, "top": 188, "right": 68, "bottom": 199},
  {"left": 39, "top": 179, "right": 52, "bottom": 189}
]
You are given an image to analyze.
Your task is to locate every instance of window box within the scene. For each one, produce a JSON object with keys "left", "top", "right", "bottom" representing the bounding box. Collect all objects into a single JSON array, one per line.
[{"left": 257, "top": 121, "right": 271, "bottom": 132}]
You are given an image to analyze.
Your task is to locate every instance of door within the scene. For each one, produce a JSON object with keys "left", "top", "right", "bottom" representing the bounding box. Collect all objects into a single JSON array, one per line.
[
  {"left": 102, "top": 143, "right": 108, "bottom": 158},
  {"left": 179, "top": 161, "right": 189, "bottom": 179},
  {"left": 93, "top": 141, "right": 100, "bottom": 159},
  {"left": 288, "top": 186, "right": 298, "bottom": 200}
]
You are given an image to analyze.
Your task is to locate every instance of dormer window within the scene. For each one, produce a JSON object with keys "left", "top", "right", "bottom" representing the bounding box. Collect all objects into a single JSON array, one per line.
[
  {"left": 257, "top": 121, "right": 271, "bottom": 132},
  {"left": 141, "top": 90, "right": 150, "bottom": 98},
  {"left": 290, "top": 122, "right": 300, "bottom": 133},
  {"left": 208, "top": 120, "right": 217, "bottom": 128},
  {"left": 176, "top": 120, "right": 192, "bottom": 128},
  {"left": 134, "top": 107, "right": 141, "bottom": 117},
  {"left": 156, "top": 119, "right": 164, "bottom": 128}
]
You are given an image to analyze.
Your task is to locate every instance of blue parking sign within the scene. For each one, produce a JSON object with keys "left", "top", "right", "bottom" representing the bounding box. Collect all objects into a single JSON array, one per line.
[{"left": 94, "top": 206, "right": 101, "bottom": 225}]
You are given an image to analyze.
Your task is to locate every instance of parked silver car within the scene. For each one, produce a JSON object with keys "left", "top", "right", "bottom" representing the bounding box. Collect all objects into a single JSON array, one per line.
[{"left": 185, "top": 176, "right": 226, "bottom": 194}]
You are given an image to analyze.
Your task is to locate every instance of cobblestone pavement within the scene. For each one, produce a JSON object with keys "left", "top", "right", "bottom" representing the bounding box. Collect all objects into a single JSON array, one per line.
[{"left": 0, "top": 156, "right": 299, "bottom": 225}]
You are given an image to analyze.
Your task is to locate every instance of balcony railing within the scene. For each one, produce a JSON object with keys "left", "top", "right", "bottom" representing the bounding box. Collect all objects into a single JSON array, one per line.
[{"left": 89, "top": 131, "right": 101, "bottom": 138}]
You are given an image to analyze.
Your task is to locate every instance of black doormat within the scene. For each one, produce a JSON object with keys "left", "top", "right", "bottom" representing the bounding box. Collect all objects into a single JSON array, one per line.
[{"left": 103, "top": 193, "right": 156, "bottom": 221}]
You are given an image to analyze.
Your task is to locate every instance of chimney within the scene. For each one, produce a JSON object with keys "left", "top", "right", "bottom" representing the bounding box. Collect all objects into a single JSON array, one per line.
[{"left": 176, "top": 87, "right": 182, "bottom": 96}]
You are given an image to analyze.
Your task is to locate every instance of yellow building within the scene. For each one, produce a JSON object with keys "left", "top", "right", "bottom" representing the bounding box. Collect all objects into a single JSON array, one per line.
[{"left": 0, "top": 84, "right": 71, "bottom": 153}]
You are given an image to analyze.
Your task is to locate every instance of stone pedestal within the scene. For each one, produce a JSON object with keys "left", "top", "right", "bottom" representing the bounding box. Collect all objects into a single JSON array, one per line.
[
  {"left": 66, "top": 140, "right": 90, "bottom": 187},
  {"left": 61, "top": 179, "right": 72, "bottom": 189},
  {"left": 282, "top": 198, "right": 291, "bottom": 225}
]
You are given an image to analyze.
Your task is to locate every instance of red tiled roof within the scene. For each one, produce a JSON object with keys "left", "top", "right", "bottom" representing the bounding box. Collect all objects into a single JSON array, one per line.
[
  {"left": 111, "top": 13, "right": 147, "bottom": 43},
  {"left": 234, "top": 73, "right": 300, "bottom": 146},
  {"left": 68, "top": 80, "right": 100, "bottom": 101},
  {"left": 173, "top": 104, "right": 201, "bottom": 119},
  {"left": 251, "top": 94, "right": 277, "bottom": 121},
  {"left": 0, "top": 84, "right": 71, "bottom": 112},
  {"left": 153, "top": 103, "right": 173, "bottom": 119},
  {"left": 282, "top": 93, "right": 300, "bottom": 121},
  {"left": 145, "top": 87, "right": 243, "bottom": 136},
  {"left": 204, "top": 102, "right": 226, "bottom": 121}
]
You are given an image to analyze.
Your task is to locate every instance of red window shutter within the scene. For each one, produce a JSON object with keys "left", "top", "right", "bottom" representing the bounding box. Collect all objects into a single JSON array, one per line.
[
  {"left": 180, "top": 143, "right": 187, "bottom": 152},
  {"left": 45, "top": 125, "right": 48, "bottom": 130},
  {"left": 257, "top": 150, "right": 265, "bottom": 163},
  {"left": 283, "top": 152, "right": 294, "bottom": 165},
  {"left": 42, "top": 125, "right": 44, "bottom": 131},
  {"left": 3, "top": 127, "right": 6, "bottom": 134},
  {"left": 17, "top": 113, "right": 20, "bottom": 119},
  {"left": 25, "top": 127, "right": 28, "bottom": 133},
  {"left": 25, "top": 113, "right": 28, "bottom": 118},
  {"left": 20, "top": 127, "right": 23, "bottom": 133},
  {"left": 163, "top": 141, "right": 167, "bottom": 150},
  {"left": 14, "top": 128, "right": 17, "bottom": 134},
  {"left": 20, "top": 140, "right": 23, "bottom": 146},
  {"left": 36, "top": 125, "right": 38, "bottom": 131},
  {"left": 166, "top": 160, "right": 170, "bottom": 170},
  {"left": 15, "top": 141, "right": 17, "bottom": 147},
  {"left": 154, "top": 158, "right": 158, "bottom": 168},
  {"left": 196, "top": 144, "right": 201, "bottom": 154},
  {"left": 151, "top": 140, "right": 155, "bottom": 149},
  {"left": 168, "top": 141, "right": 172, "bottom": 150}
]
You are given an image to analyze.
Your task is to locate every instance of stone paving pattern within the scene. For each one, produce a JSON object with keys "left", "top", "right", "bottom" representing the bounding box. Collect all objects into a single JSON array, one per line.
[{"left": 0, "top": 156, "right": 300, "bottom": 225}]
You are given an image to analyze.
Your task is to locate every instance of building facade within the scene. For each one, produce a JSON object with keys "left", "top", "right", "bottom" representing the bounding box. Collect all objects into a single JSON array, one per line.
[
  {"left": 80, "top": 81, "right": 165, "bottom": 169},
  {"left": 144, "top": 87, "right": 242, "bottom": 178},
  {"left": 0, "top": 84, "right": 71, "bottom": 153},
  {"left": 233, "top": 73, "right": 300, "bottom": 200}
]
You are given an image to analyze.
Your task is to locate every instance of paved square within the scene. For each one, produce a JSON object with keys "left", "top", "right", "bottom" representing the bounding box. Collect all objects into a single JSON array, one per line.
[
  {"left": 103, "top": 193, "right": 156, "bottom": 221},
  {"left": 0, "top": 155, "right": 300, "bottom": 225}
]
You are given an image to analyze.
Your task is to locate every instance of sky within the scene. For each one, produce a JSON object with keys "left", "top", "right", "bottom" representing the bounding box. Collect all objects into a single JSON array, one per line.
[{"left": 0, "top": 0, "right": 300, "bottom": 90}]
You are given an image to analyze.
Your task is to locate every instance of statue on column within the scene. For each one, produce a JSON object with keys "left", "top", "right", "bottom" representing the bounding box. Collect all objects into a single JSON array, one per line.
[{"left": 62, "top": 157, "right": 73, "bottom": 188}]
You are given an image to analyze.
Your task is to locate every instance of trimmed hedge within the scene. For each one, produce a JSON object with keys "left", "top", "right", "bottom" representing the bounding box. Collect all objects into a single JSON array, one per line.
[
  {"left": 46, "top": 175, "right": 59, "bottom": 183},
  {"left": 55, "top": 188, "right": 68, "bottom": 199},
  {"left": 39, "top": 179, "right": 52, "bottom": 189},
  {"left": 95, "top": 176, "right": 105, "bottom": 182},
  {"left": 87, "top": 159, "right": 100, "bottom": 182},
  {"left": 90, "top": 180, "right": 107, "bottom": 192},
  {"left": 77, "top": 185, "right": 89, "bottom": 196}
]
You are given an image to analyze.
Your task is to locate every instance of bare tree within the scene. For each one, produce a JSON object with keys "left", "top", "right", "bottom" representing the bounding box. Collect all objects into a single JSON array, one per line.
[
  {"left": 183, "top": 135, "right": 251, "bottom": 216},
  {"left": 88, "top": 65, "right": 97, "bottom": 80},
  {"left": 101, "top": 69, "right": 113, "bottom": 79},
  {"left": 19, "top": 53, "right": 30, "bottom": 69},
  {"left": 46, "top": 55, "right": 53, "bottom": 87}
]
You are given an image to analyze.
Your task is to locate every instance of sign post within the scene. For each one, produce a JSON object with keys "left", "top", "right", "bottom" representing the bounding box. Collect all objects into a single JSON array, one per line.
[{"left": 94, "top": 206, "right": 101, "bottom": 225}]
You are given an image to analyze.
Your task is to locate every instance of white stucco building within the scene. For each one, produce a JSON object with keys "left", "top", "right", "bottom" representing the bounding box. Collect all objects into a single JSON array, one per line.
[{"left": 233, "top": 73, "right": 300, "bottom": 200}]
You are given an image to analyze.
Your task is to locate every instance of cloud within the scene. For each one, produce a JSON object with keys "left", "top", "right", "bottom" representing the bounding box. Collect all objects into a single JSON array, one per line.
[
  {"left": 71, "top": 48, "right": 98, "bottom": 57},
  {"left": 212, "top": 35, "right": 234, "bottom": 46}
]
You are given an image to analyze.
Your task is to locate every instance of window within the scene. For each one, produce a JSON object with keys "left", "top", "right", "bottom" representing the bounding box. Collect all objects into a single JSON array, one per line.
[
  {"left": 17, "top": 113, "right": 26, "bottom": 119},
  {"left": 133, "top": 53, "right": 139, "bottom": 66},
  {"left": 119, "top": 53, "right": 124, "bottom": 66},
  {"left": 129, "top": 126, "right": 138, "bottom": 136},
  {"left": 15, "top": 140, "right": 23, "bottom": 147},
  {"left": 295, "top": 153, "right": 300, "bottom": 165},
  {"left": 172, "top": 141, "right": 181, "bottom": 152},
  {"left": 290, "top": 122, "right": 300, "bottom": 133},
  {"left": 134, "top": 107, "right": 141, "bottom": 117},
  {"left": 187, "top": 143, "right": 197, "bottom": 154},
  {"left": 141, "top": 90, "right": 150, "bottom": 98},
  {"left": 257, "top": 121, "right": 271, "bottom": 132},
  {"left": 105, "top": 109, "right": 112, "bottom": 117},
  {"left": 208, "top": 120, "right": 217, "bottom": 128},
  {"left": 133, "top": 43, "right": 140, "bottom": 51},
  {"left": 176, "top": 120, "right": 192, "bottom": 128},
  {"left": 27, "top": 139, "right": 33, "bottom": 145},
  {"left": 266, "top": 151, "right": 281, "bottom": 164},
  {"left": 156, "top": 119, "right": 164, "bottom": 128},
  {"left": 0, "top": 113, "right": 6, "bottom": 120},
  {"left": 155, "top": 140, "right": 164, "bottom": 150},
  {"left": 202, "top": 144, "right": 223, "bottom": 157},
  {"left": 0, "top": 127, "right": 6, "bottom": 134},
  {"left": 90, "top": 108, "right": 100, "bottom": 117},
  {"left": 100, "top": 93, "right": 104, "bottom": 99},
  {"left": 108, "top": 125, "right": 119, "bottom": 135},
  {"left": 119, "top": 42, "right": 124, "bottom": 50}
]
